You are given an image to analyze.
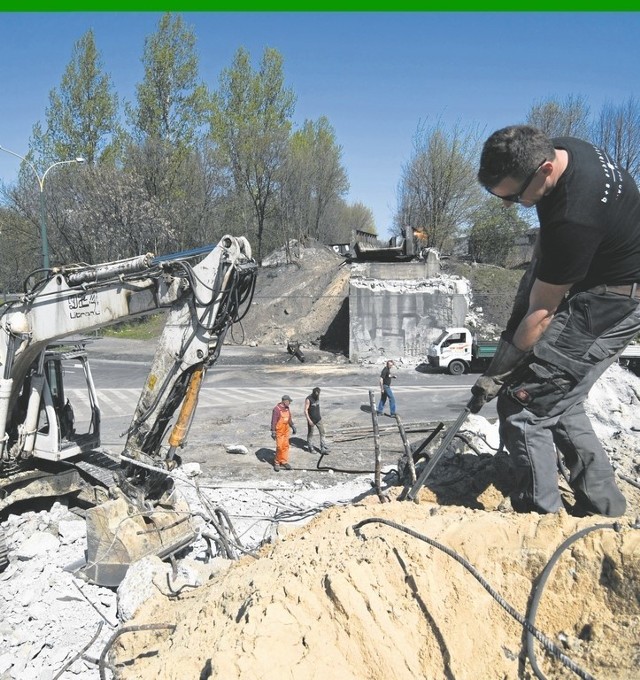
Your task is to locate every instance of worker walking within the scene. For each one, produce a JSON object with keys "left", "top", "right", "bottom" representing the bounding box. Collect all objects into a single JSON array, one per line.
[
  {"left": 304, "top": 387, "right": 330, "bottom": 454},
  {"left": 271, "top": 395, "right": 296, "bottom": 471},
  {"left": 377, "top": 359, "right": 397, "bottom": 416}
]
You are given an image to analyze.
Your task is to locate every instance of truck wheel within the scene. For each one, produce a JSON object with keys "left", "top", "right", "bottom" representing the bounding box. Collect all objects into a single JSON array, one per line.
[{"left": 448, "top": 360, "right": 466, "bottom": 376}]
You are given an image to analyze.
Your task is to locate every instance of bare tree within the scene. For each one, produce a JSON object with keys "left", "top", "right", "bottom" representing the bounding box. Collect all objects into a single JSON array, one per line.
[
  {"left": 468, "top": 199, "right": 530, "bottom": 267},
  {"left": 593, "top": 96, "right": 640, "bottom": 183},
  {"left": 0, "top": 204, "right": 41, "bottom": 291},
  {"left": 329, "top": 201, "right": 376, "bottom": 243},
  {"left": 396, "top": 122, "right": 482, "bottom": 253},
  {"left": 526, "top": 94, "right": 591, "bottom": 138}
]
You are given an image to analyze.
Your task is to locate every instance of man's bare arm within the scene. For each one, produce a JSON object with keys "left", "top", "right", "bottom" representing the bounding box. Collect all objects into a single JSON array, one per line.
[{"left": 512, "top": 279, "right": 572, "bottom": 351}]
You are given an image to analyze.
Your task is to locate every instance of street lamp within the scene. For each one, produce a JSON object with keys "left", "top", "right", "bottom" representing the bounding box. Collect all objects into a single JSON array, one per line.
[{"left": 0, "top": 145, "right": 85, "bottom": 269}]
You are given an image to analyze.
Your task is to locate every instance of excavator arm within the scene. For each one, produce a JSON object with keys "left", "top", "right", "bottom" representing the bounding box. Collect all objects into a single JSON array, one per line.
[
  {"left": 0, "top": 235, "right": 255, "bottom": 464},
  {"left": 0, "top": 235, "right": 257, "bottom": 583},
  {"left": 122, "top": 235, "right": 255, "bottom": 468}
]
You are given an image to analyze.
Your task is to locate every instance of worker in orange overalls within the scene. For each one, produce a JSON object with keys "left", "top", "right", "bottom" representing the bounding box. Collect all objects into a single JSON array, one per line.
[{"left": 271, "top": 395, "right": 296, "bottom": 472}]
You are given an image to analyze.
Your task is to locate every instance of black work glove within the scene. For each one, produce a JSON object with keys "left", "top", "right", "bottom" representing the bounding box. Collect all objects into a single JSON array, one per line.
[
  {"left": 468, "top": 375, "right": 505, "bottom": 414},
  {"left": 468, "top": 336, "right": 529, "bottom": 414}
]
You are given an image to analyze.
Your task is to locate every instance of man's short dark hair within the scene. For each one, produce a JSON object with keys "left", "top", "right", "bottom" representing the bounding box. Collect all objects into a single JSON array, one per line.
[{"left": 478, "top": 125, "right": 556, "bottom": 189}]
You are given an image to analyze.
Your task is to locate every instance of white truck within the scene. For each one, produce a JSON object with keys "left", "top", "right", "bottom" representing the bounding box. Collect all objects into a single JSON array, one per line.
[
  {"left": 427, "top": 327, "right": 498, "bottom": 375},
  {"left": 428, "top": 326, "right": 640, "bottom": 376},
  {"left": 0, "top": 235, "right": 257, "bottom": 584}
]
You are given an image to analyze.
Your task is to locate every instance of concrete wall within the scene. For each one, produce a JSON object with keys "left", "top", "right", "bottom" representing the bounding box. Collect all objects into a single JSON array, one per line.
[{"left": 348, "top": 260, "right": 469, "bottom": 362}]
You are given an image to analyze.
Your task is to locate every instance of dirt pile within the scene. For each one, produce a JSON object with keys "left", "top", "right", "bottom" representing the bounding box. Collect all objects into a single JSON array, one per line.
[
  {"left": 236, "top": 243, "right": 524, "bottom": 354},
  {"left": 114, "top": 500, "right": 640, "bottom": 680},
  {"left": 237, "top": 241, "right": 349, "bottom": 350}
]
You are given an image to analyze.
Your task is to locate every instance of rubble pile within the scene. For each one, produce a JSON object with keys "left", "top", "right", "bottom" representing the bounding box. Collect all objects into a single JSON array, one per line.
[
  {"left": 0, "top": 472, "right": 377, "bottom": 679},
  {"left": 0, "top": 503, "right": 117, "bottom": 679}
]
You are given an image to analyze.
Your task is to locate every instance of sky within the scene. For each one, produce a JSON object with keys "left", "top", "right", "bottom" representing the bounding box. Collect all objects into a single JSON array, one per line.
[{"left": 1, "top": 11, "right": 640, "bottom": 238}]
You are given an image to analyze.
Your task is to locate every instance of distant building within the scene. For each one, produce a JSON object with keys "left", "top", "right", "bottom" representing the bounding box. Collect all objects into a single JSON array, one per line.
[{"left": 506, "top": 228, "right": 538, "bottom": 269}]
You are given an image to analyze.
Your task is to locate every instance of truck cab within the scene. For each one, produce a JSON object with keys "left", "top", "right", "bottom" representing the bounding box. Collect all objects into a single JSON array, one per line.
[{"left": 427, "top": 327, "right": 473, "bottom": 375}]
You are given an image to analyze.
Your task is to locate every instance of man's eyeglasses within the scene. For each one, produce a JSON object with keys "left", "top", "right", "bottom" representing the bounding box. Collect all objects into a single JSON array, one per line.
[{"left": 485, "top": 159, "right": 547, "bottom": 204}]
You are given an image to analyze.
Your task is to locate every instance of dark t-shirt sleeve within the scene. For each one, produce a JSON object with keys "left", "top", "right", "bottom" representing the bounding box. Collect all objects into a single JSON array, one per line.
[{"left": 537, "top": 220, "right": 604, "bottom": 285}]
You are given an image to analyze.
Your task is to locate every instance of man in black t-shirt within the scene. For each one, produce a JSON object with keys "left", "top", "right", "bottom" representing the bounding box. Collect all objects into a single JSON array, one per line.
[
  {"left": 377, "top": 359, "right": 397, "bottom": 416},
  {"left": 304, "top": 387, "right": 329, "bottom": 454},
  {"left": 469, "top": 125, "right": 640, "bottom": 517}
]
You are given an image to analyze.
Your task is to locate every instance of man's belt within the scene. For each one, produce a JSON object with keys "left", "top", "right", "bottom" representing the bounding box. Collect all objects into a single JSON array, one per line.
[{"left": 588, "top": 283, "right": 640, "bottom": 298}]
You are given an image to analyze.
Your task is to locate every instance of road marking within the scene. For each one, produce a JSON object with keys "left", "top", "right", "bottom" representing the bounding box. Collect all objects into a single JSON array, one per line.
[{"left": 64, "top": 384, "right": 469, "bottom": 417}]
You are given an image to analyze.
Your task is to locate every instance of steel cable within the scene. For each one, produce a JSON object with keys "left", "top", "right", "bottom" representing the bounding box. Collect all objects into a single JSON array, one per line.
[{"left": 352, "top": 517, "right": 598, "bottom": 680}]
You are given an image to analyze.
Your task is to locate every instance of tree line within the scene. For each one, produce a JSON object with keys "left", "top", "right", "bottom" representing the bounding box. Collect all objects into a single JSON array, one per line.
[
  {"left": 395, "top": 93, "right": 640, "bottom": 266},
  {"left": 2, "top": 14, "right": 639, "bottom": 293},
  {"left": 0, "top": 14, "right": 374, "bottom": 291}
]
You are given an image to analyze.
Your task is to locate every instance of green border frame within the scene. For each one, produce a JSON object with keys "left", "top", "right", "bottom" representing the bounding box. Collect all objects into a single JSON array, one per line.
[{"left": 7, "top": 3, "right": 640, "bottom": 11}]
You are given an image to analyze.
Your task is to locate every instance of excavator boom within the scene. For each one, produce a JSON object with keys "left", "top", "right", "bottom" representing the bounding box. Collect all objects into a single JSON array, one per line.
[{"left": 0, "top": 235, "right": 257, "bottom": 582}]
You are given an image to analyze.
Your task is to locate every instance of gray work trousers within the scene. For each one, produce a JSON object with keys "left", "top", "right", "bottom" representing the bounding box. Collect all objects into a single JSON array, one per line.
[
  {"left": 497, "top": 290, "right": 640, "bottom": 516},
  {"left": 307, "top": 419, "right": 327, "bottom": 451}
]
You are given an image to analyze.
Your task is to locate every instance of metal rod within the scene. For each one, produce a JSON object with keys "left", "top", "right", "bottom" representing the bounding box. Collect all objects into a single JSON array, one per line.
[
  {"left": 369, "top": 390, "right": 385, "bottom": 502},
  {"left": 394, "top": 414, "right": 416, "bottom": 484},
  {"left": 405, "top": 407, "right": 470, "bottom": 502}
]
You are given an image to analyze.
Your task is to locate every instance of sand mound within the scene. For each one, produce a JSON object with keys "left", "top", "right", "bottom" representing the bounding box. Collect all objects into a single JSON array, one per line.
[
  {"left": 109, "top": 346, "right": 640, "bottom": 680},
  {"left": 114, "top": 495, "right": 640, "bottom": 680}
]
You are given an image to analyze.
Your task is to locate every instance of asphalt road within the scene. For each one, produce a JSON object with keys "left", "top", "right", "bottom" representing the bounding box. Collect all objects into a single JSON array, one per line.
[
  {"left": 61, "top": 338, "right": 498, "bottom": 486},
  {"left": 65, "top": 338, "right": 494, "bottom": 418}
]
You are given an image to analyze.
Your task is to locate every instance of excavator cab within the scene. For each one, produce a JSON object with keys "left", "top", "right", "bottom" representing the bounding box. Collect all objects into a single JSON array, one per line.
[{"left": 33, "top": 344, "right": 101, "bottom": 461}]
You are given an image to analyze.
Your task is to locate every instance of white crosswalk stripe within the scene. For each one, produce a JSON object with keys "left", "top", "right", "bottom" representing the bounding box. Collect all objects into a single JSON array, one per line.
[{"left": 64, "top": 384, "right": 467, "bottom": 417}]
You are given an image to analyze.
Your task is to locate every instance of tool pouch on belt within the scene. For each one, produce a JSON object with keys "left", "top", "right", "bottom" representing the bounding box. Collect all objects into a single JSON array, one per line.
[
  {"left": 505, "top": 356, "right": 576, "bottom": 418},
  {"left": 505, "top": 291, "right": 639, "bottom": 417}
]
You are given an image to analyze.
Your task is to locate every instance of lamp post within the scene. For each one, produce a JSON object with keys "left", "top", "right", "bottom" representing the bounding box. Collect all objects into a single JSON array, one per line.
[{"left": 0, "top": 145, "right": 85, "bottom": 269}]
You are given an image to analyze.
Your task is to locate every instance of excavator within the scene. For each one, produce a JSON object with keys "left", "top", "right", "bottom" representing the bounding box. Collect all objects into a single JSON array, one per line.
[{"left": 0, "top": 235, "right": 257, "bottom": 585}]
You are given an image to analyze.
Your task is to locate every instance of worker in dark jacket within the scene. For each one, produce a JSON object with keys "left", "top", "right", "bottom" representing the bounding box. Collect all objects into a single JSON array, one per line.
[
  {"left": 304, "top": 387, "right": 329, "bottom": 454},
  {"left": 470, "top": 125, "right": 640, "bottom": 517},
  {"left": 271, "top": 395, "right": 296, "bottom": 472}
]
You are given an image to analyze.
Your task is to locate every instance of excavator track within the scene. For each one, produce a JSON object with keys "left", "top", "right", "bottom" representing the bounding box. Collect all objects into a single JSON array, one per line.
[
  {"left": 71, "top": 449, "right": 121, "bottom": 488},
  {"left": 0, "top": 450, "right": 121, "bottom": 516}
]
